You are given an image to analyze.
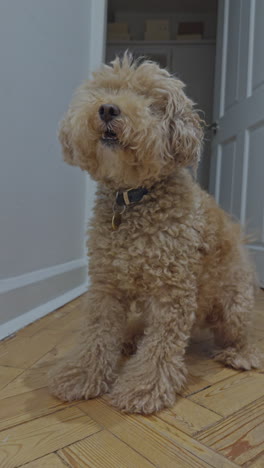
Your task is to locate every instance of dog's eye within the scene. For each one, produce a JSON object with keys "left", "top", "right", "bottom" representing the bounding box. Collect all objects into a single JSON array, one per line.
[{"left": 149, "top": 103, "right": 166, "bottom": 116}]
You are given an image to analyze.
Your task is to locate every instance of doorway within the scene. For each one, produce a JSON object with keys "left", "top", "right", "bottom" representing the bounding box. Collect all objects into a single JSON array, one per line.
[
  {"left": 105, "top": 0, "right": 218, "bottom": 190},
  {"left": 104, "top": 0, "right": 264, "bottom": 286}
]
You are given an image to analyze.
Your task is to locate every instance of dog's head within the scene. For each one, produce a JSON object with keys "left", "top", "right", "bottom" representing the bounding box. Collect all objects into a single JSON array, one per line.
[{"left": 59, "top": 53, "right": 203, "bottom": 189}]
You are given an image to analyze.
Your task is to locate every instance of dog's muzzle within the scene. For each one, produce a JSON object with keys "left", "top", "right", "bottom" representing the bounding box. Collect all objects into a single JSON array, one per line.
[
  {"left": 101, "top": 129, "right": 119, "bottom": 145},
  {"left": 99, "top": 104, "right": 120, "bottom": 123}
]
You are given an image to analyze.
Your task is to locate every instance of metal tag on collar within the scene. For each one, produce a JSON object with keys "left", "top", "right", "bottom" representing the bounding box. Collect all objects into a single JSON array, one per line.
[{"left": 112, "top": 203, "right": 126, "bottom": 231}]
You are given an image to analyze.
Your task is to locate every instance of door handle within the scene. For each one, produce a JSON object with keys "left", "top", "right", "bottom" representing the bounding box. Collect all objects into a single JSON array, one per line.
[{"left": 209, "top": 121, "right": 219, "bottom": 135}]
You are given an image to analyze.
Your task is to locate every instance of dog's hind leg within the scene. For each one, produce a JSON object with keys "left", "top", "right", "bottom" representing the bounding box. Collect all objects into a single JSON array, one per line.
[
  {"left": 212, "top": 280, "right": 262, "bottom": 370},
  {"left": 48, "top": 288, "right": 126, "bottom": 402},
  {"left": 108, "top": 289, "right": 196, "bottom": 414}
]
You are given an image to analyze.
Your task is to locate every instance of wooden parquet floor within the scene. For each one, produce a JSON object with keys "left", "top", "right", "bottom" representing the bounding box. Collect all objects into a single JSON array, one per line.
[{"left": 0, "top": 291, "right": 263, "bottom": 467}]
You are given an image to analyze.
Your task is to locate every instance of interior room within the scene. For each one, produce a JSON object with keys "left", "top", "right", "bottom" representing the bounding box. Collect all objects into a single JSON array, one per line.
[{"left": 0, "top": 1, "right": 263, "bottom": 467}]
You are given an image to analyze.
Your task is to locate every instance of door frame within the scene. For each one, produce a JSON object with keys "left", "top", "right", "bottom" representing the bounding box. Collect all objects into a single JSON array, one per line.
[
  {"left": 83, "top": 0, "right": 107, "bottom": 258},
  {"left": 88, "top": 0, "right": 107, "bottom": 72}
]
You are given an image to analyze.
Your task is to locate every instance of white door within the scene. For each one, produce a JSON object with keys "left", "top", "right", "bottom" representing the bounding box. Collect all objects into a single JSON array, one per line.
[{"left": 210, "top": 0, "right": 264, "bottom": 287}]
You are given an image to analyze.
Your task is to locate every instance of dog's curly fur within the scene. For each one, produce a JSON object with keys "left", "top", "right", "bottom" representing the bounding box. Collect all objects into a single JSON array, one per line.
[{"left": 49, "top": 53, "right": 262, "bottom": 414}]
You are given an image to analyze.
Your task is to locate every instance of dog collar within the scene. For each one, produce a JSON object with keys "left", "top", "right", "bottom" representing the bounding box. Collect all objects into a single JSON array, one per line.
[
  {"left": 116, "top": 187, "right": 149, "bottom": 207},
  {"left": 112, "top": 187, "right": 149, "bottom": 230}
]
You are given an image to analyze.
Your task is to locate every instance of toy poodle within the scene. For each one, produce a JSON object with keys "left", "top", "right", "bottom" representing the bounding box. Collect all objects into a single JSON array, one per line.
[{"left": 49, "top": 53, "right": 262, "bottom": 414}]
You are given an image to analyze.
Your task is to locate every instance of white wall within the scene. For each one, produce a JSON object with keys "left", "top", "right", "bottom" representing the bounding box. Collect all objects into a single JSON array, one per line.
[{"left": 0, "top": 0, "right": 105, "bottom": 339}]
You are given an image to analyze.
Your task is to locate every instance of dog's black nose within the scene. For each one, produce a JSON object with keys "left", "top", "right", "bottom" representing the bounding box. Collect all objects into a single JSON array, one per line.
[{"left": 99, "top": 104, "right": 120, "bottom": 122}]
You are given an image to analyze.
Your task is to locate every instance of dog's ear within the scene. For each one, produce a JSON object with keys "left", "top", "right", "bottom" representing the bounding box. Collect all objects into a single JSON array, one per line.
[
  {"left": 165, "top": 78, "right": 203, "bottom": 168},
  {"left": 58, "top": 112, "right": 77, "bottom": 166}
]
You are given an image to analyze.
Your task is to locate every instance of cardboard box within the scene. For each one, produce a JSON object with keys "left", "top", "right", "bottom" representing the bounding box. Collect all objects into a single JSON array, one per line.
[
  {"left": 145, "top": 20, "right": 169, "bottom": 33},
  {"left": 144, "top": 30, "right": 170, "bottom": 41},
  {"left": 176, "top": 34, "right": 203, "bottom": 40},
  {"left": 107, "top": 23, "right": 129, "bottom": 34},
  {"left": 177, "top": 22, "right": 204, "bottom": 36}
]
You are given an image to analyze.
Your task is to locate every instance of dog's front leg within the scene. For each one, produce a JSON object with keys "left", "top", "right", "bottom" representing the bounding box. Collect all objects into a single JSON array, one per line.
[
  {"left": 108, "top": 291, "right": 196, "bottom": 414},
  {"left": 48, "top": 289, "right": 126, "bottom": 402}
]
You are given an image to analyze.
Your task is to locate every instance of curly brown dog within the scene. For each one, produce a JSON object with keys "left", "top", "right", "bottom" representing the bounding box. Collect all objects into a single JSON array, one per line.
[{"left": 49, "top": 53, "right": 262, "bottom": 414}]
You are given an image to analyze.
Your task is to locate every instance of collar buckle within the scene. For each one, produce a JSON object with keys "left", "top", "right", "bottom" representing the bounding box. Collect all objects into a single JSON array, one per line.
[{"left": 116, "top": 187, "right": 148, "bottom": 207}]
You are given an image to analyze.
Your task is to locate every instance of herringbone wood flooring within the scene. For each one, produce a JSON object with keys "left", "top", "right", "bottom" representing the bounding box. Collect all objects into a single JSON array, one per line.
[{"left": 0, "top": 291, "right": 263, "bottom": 467}]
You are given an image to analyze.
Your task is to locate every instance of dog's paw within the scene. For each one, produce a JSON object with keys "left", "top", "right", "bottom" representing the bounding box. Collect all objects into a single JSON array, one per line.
[
  {"left": 213, "top": 345, "right": 263, "bottom": 370},
  {"left": 48, "top": 362, "right": 109, "bottom": 402},
  {"left": 108, "top": 377, "right": 176, "bottom": 414}
]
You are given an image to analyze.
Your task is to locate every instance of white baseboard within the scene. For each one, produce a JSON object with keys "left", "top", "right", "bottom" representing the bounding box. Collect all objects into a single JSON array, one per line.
[
  {"left": 248, "top": 246, "right": 264, "bottom": 288},
  {"left": 0, "top": 258, "right": 87, "bottom": 294},
  {"left": 0, "top": 259, "right": 88, "bottom": 341},
  {"left": 0, "top": 283, "right": 87, "bottom": 341}
]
